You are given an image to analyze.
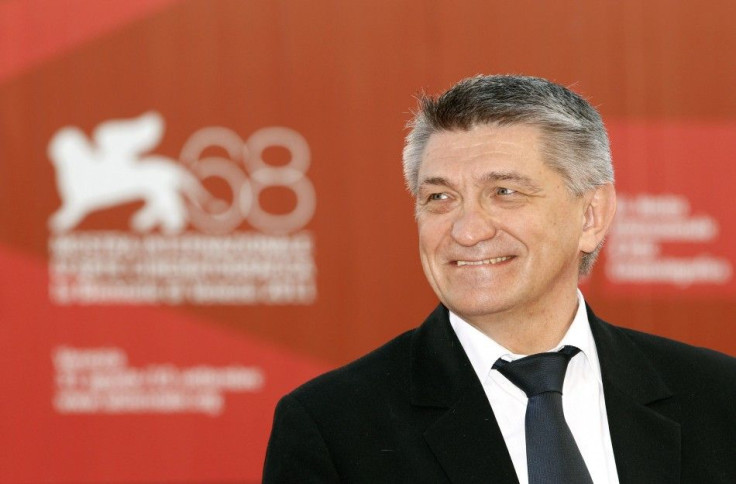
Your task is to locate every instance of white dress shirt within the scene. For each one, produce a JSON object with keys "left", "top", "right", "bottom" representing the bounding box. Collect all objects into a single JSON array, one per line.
[{"left": 449, "top": 290, "right": 620, "bottom": 484}]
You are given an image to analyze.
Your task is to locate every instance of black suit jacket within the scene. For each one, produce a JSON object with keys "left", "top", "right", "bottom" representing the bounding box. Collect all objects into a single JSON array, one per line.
[{"left": 263, "top": 305, "right": 736, "bottom": 483}]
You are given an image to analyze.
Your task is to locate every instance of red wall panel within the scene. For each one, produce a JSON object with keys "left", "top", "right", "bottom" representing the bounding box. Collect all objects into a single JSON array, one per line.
[{"left": 1, "top": 1, "right": 734, "bottom": 482}]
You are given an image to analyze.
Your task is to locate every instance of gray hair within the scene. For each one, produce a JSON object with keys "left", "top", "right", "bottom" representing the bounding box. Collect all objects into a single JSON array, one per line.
[{"left": 403, "top": 74, "right": 614, "bottom": 275}]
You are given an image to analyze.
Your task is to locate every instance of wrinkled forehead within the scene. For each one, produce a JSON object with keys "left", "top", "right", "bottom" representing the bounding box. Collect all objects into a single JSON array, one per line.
[{"left": 419, "top": 124, "right": 545, "bottom": 175}]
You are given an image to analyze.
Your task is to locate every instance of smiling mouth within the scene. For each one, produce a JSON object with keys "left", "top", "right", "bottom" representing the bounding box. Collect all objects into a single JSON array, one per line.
[{"left": 455, "top": 256, "right": 513, "bottom": 267}]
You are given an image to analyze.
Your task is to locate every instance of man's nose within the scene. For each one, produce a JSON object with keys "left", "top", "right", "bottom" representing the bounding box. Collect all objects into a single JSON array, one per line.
[{"left": 450, "top": 204, "right": 497, "bottom": 246}]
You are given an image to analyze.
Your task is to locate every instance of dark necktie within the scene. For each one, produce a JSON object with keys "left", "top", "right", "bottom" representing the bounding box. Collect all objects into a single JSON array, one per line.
[{"left": 492, "top": 346, "right": 594, "bottom": 484}]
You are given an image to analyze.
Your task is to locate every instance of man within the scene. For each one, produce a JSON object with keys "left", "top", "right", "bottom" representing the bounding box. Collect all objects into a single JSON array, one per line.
[{"left": 263, "top": 75, "right": 736, "bottom": 483}]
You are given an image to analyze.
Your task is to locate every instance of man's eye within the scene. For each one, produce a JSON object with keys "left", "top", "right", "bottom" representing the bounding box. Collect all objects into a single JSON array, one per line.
[
  {"left": 428, "top": 193, "right": 449, "bottom": 201},
  {"left": 497, "top": 187, "right": 517, "bottom": 196}
]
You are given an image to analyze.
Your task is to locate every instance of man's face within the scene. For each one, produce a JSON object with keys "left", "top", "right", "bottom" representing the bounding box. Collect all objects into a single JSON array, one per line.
[{"left": 416, "top": 123, "right": 590, "bottom": 323}]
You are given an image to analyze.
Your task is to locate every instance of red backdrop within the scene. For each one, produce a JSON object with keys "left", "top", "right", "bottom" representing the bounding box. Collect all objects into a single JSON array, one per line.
[{"left": 2, "top": 1, "right": 735, "bottom": 482}]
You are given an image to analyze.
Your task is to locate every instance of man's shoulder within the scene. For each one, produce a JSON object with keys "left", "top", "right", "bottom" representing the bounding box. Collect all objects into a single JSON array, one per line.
[
  {"left": 615, "top": 322, "right": 735, "bottom": 367},
  {"left": 286, "top": 326, "right": 418, "bottom": 410},
  {"left": 596, "top": 315, "right": 736, "bottom": 392}
]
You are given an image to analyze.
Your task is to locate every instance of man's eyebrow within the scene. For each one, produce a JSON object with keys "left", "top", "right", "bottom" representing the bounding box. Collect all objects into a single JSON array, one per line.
[
  {"left": 418, "top": 172, "right": 543, "bottom": 192},
  {"left": 418, "top": 176, "right": 453, "bottom": 189}
]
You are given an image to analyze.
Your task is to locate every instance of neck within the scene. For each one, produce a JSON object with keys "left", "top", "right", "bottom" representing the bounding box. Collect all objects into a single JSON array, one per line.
[{"left": 462, "top": 289, "right": 580, "bottom": 355}]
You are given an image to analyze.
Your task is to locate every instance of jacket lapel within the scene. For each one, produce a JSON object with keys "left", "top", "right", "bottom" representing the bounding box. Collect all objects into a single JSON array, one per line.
[
  {"left": 410, "top": 305, "right": 519, "bottom": 484},
  {"left": 588, "top": 307, "right": 682, "bottom": 484}
]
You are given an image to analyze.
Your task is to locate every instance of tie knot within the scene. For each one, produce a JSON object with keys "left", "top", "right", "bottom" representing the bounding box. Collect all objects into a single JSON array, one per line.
[{"left": 492, "top": 345, "right": 581, "bottom": 397}]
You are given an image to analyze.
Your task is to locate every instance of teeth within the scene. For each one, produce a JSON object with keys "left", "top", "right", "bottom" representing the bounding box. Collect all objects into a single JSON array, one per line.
[{"left": 457, "top": 256, "right": 511, "bottom": 267}]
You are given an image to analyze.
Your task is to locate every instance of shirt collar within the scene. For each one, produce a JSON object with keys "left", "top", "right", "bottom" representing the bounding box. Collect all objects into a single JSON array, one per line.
[{"left": 449, "top": 289, "right": 602, "bottom": 384}]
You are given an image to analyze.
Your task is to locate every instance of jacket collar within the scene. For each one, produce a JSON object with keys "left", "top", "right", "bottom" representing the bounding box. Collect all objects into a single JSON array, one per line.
[
  {"left": 410, "top": 304, "right": 519, "bottom": 483},
  {"left": 587, "top": 305, "right": 681, "bottom": 484}
]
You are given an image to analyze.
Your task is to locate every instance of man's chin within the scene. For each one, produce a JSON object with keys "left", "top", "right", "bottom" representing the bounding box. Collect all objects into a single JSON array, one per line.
[{"left": 442, "top": 297, "right": 515, "bottom": 322}]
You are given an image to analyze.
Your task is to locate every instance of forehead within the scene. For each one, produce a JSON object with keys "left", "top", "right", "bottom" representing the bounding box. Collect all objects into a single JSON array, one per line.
[{"left": 419, "top": 123, "right": 545, "bottom": 179}]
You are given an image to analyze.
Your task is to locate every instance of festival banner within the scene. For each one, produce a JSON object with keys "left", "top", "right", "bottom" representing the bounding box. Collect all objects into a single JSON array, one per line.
[{"left": 1, "top": 1, "right": 735, "bottom": 482}]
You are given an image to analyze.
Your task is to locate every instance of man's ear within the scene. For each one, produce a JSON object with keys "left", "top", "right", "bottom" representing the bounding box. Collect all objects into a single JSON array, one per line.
[{"left": 579, "top": 183, "right": 616, "bottom": 254}]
